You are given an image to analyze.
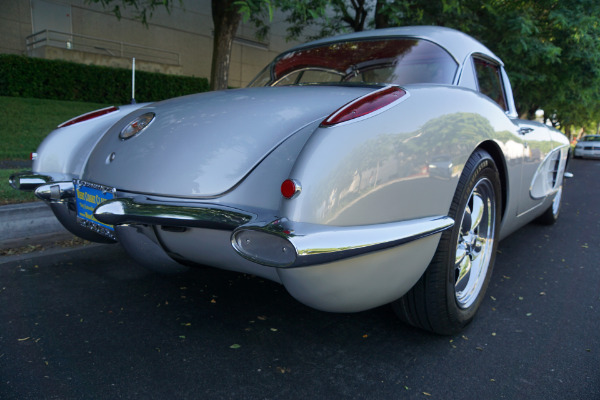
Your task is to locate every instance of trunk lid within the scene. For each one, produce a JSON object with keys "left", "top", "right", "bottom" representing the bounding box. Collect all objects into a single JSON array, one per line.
[{"left": 83, "top": 86, "right": 373, "bottom": 197}]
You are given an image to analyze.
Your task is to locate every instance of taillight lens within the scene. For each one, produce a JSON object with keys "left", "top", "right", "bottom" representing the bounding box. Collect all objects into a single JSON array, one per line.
[
  {"left": 321, "top": 86, "right": 406, "bottom": 126},
  {"left": 281, "top": 179, "right": 301, "bottom": 199},
  {"left": 57, "top": 106, "right": 119, "bottom": 128}
]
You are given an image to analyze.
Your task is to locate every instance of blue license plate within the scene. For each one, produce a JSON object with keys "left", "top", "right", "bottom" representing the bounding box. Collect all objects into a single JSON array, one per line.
[{"left": 75, "top": 182, "right": 115, "bottom": 231}]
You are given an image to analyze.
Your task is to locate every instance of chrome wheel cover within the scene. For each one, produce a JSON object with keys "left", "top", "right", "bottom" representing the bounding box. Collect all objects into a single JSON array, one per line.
[{"left": 454, "top": 178, "right": 496, "bottom": 309}]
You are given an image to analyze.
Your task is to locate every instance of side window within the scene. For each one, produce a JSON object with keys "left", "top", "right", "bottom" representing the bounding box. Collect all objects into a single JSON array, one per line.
[
  {"left": 297, "top": 69, "right": 343, "bottom": 84},
  {"left": 474, "top": 58, "right": 507, "bottom": 111}
]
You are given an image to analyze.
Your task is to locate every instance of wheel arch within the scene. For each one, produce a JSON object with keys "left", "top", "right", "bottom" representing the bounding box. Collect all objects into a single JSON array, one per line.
[{"left": 475, "top": 140, "right": 508, "bottom": 221}]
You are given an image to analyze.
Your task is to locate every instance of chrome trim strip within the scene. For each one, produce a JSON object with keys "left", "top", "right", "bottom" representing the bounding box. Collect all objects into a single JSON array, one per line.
[
  {"left": 8, "top": 172, "right": 53, "bottom": 191},
  {"left": 94, "top": 197, "right": 255, "bottom": 230},
  {"left": 232, "top": 215, "right": 454, "bottom": 268}
]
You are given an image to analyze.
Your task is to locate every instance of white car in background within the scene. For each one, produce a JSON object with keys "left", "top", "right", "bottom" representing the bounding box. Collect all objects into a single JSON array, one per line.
[{"left": 574, "top": 135, "right": 600, "bottom": 159}]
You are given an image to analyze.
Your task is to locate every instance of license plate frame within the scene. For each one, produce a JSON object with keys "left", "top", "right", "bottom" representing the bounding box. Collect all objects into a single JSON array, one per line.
[{"left": 75, "top": 180, "right": 116, "bottom": 239}]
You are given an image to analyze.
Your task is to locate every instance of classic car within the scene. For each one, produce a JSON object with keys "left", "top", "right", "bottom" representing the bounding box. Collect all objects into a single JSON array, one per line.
[
  {"left": 573, "top": 134, "right": 600, "bottom": 159},
  {"left": 10, "top": 26, "right": 571, "bottom": 335}
]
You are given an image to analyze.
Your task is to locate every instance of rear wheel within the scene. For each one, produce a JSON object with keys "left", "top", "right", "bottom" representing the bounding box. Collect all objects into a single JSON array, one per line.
[
  {"left": 393, "top": 149, "right": 502, "bottom": 335},
  {"left": 535, "top": 179, "right": 564, "bottom": 225}
]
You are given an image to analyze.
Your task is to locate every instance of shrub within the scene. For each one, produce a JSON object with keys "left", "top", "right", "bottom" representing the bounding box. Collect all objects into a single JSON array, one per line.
[{"left": 0, "top": 54, "right": 209, "bottom": 104}]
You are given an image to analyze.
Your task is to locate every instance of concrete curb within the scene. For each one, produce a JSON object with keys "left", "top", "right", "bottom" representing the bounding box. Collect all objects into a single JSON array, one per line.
[{"left": 0, "top": 201, "right": 69, "bottom": 243}]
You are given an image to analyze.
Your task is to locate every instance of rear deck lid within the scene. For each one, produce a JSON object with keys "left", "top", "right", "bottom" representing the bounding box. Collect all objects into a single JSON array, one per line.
[{"left": 82, "top": 86, "right": 373, "bottom": 197}]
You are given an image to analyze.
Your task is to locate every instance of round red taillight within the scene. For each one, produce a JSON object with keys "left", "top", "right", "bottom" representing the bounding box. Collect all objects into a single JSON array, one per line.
[{"left": 281, "top": 179, "right": 301, "bottom": 199}]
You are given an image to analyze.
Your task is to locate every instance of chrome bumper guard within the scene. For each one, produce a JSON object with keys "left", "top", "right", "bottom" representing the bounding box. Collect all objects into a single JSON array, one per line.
[
  {"left": 8, "top": 172, "right": 54, "bottom": 192},
  {"left": 35, "top": 182, "right": 76, "bottom": 202},
  {"left": 9, "top": 172, "right": 75, "bottom": 202},
  {"left": 94, "top": 197, "right": 255, "bottom": 231},
  {"left": 232, "top": 216, "right": 454, "bottom": 268}
]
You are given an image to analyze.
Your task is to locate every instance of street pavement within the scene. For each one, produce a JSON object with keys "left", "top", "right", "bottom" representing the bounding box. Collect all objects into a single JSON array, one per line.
[{"left": 0, "top": 158, "right": 598, "bottom": 399}]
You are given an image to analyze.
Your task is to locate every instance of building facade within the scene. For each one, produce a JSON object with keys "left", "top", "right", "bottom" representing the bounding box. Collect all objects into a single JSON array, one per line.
[{"left": 1, "top": 0, "right": 307, "bottom": 88}]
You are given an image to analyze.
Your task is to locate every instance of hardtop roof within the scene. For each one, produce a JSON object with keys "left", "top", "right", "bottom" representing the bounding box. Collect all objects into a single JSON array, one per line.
[{"left": 286, "top": 26, "right": 502, "bottom": 66}]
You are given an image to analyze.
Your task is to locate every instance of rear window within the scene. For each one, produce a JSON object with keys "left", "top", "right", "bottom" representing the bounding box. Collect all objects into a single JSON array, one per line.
[{"left": 249, "top": 38, "right": 458, "bottom": 87}]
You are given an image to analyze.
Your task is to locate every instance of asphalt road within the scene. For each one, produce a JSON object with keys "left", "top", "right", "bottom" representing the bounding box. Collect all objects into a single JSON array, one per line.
[{"left": 1, "top": 158, "right": 598, "bottom": 400}]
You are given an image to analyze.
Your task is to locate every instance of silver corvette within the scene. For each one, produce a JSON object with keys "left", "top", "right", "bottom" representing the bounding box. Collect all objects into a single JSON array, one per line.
[{"left": 11, "top": 26, "right": 570, "bottom": 334}]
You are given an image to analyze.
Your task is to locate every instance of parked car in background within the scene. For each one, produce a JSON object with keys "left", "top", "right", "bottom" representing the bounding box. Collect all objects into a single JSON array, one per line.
[
  {"left": 10, "top": 26, "right": 571, "bottom": 334},
  {"left": 573, "top": 135, "right": 600, "bottom": 159}
]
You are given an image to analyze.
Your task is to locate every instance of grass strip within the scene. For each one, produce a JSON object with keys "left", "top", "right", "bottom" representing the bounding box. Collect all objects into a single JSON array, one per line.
[
  {"left": 0, "top": 96, "right": 108, "bottom": 160},
  {"left": 0, "top": 168, "right": 37, "bottom": 205}
]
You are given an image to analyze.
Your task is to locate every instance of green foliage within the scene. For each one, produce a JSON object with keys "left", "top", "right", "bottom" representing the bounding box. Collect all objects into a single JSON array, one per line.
[
  {"left": 388, "top": 0, "right": 600, "bottom": 128},
  {"left": 278, "top": 0, "right": 600, "bottom": 129},
  {"left": 236, "top": 0, "right": 273, "bottom": 22},
  {"left": 275, "top": 0, "right": 345, "bottom": 40},
  {"left": 235, "top": 0, "right": 275, "bottom": 40},
  {"left": 0, "top": 54, "right": 209, "bottom": 104},
  {"left": 0, "top": 169, "right": 37, "bottom": 205}
]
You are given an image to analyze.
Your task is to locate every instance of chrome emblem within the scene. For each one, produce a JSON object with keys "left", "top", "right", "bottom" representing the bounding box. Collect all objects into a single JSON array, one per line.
[{"left": 119, "top": 112, "right": 155, "bottom": 140}]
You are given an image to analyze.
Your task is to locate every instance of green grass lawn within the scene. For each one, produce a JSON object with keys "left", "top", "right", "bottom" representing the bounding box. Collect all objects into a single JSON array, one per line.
[
  {"left": 1, "top": 96, "right": 109, "bottom": 204},
  {"left": 0, "top": 96, "right": 109, "bottom": 160}
]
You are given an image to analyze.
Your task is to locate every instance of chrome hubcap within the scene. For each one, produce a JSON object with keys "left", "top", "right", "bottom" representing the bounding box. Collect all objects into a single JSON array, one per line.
[{"left": 454, "top": 178, "right": 496, "bottom": 309}]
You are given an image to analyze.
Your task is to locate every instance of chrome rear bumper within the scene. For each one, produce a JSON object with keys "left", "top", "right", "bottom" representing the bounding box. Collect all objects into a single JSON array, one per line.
[
  {"left": 95, "top": 196, "right": 453, "bottom": 268},
  {"left": 10, "top": 173, "right": 454, "bottom": 269},
  {"left": 93, "top": 196, "right": 452, "bottom": 268}
]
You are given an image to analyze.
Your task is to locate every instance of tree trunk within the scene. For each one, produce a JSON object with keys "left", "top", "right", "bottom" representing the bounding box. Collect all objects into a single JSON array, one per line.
[
  {"left": 211, "top": 0, "right": 242, "bottom": 91},
  {"left": 374, "top": 0, "right": 390, "bottom": 29}
]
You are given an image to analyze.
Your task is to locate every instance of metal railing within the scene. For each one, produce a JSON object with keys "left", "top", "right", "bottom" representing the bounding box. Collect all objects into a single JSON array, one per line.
[{"left": 26, "top": 30, "right": 180, "bottom": 66}]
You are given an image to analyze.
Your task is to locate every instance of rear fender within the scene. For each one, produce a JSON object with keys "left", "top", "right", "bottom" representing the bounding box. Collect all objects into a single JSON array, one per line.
[
  {"left": 279, "top": 86, "right": 517, "bottom": 227},
  {"left": 33, "top": 103, "right": 148, "bottom": 180}
]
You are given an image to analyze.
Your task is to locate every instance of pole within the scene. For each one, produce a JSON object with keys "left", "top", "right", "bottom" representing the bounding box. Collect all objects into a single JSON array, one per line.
[{"left": 131, "top": 57, "right": 136, "bottom": 104}]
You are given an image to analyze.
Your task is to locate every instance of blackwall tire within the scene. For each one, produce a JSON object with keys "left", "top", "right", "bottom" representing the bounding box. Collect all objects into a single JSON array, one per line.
[{"left": 393, "top": 149, "right": 502, "bottom": 335}]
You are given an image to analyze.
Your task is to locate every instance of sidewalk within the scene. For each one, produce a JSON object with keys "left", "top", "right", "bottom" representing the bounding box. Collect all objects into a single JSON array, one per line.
[{"left": 1, "top": 161, "right": 81, "bottom": 253}]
